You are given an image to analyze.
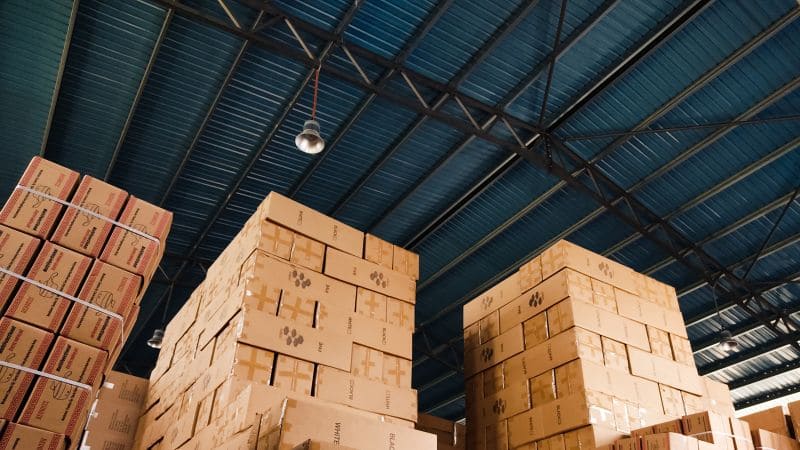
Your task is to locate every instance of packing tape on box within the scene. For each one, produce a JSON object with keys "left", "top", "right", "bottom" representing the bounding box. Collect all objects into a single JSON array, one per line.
[
  {"left": 0, "top": 360, "right": 92, "bottom": 393},
  {"left": 14, "top": 184, "right": 161, "bottom": 247},
  {"left": 0, "top": 266, "right": 125, "bottom": 346}
]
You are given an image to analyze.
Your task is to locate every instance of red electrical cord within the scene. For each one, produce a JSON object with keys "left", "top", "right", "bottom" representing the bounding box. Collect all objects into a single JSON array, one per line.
[{"left": 311, "top": 67, "right": 320, "bottom": 120}]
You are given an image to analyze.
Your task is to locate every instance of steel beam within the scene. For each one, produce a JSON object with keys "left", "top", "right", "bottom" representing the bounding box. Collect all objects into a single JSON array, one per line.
[
  {"left": 698, "top": 332, "right": 800, "bottom": 376},
  {"left": 728, "top": 358, "right": 800, "bottom": 391},
  {"left": 735, "top": 383, "right": 800, "bottom": 410},
  {"left": 537, "top": 0, "right": 568, "bottom": 128},
  {"left": 104, "top": 8, "right": 174, "bottom": 180},
  {"left": 742, "top": 184, "right": 800, "bottom": 280},
  {"left": 692, "top": 301, "right": 800, "bottom": 354}
]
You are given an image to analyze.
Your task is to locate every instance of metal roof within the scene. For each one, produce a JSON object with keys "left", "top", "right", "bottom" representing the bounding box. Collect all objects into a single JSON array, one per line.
[{"left": 3, "top": 0, "right": 800, "bottom": 420}]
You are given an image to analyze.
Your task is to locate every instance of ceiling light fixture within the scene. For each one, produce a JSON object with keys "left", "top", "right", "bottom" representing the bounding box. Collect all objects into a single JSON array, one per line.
[
  {"left": 711, "top": 279, "right": 739, "bottom": 353},
  {"left": 295, "top": 67, "right": 325, "bottom": 154},
  {"left": 147, "top": 329, "right": 164, "bottom": 349},
  {"left": 147, "top": 283, "right": 173, "bottom": 350}
]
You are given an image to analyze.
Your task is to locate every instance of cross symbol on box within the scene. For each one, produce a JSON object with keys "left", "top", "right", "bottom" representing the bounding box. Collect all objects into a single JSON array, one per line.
[
  {"left": 362, "top": 292, "right": 382, "bottom": 314},
  {"left": 238, "top": 347, "right": 273, "bottom": 383},
  {"left": 361, "top": 348, "right": 378, "bottom": 377}
]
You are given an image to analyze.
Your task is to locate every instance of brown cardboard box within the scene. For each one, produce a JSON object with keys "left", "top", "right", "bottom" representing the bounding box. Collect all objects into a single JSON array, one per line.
[
  {"left": 659, "top": 385, "right": 684, "bottom": 417},
  {"left": 6, "top": 241, "right": 91, "bottom": 332},
  {"left": 614, "top": 437, "right": 639, "bottom": 450},
  {"left": 318, "top": 304, "right": 411, "bottom": 358},
  {"left": 591, "top": 278, "right": 618, "bottom": 312},
  {"left": 100, "top": 196, "right": 171, "bottom": 277},
  {"left": 682, "top": 411, "right": 735, "bottom": 450},
  {"left": 740, "top": 406, "right": 791, "bottom": 437},
  {"left": 292, "top": 440, "right": 359, "bottom": 450},
  {"left": 751, "top": 429, "right": 800, "bottom": 450},
  {"left": 0, "top": 224, "right": 40, "bottom": 309},
  {"left": 702, "top": 378, "right": 735, "bottom": 417},
  {"left": 416, "top": 413, "right": 454, "bottom": 433},
  {"left": 548, "top": 298, "right": 650, "bottom": 351},
  {"left": 498, "top": 269, "right": 592, "bottom": 334},
  {"left": 315, "top": 366, "right": 418, "bottom": 421},
  {"left": 729, "top": 417, "right": 754, "bottom": 450},
  {"left": 472, "top": 380, "right": 530, "bottom": 423},
  {"left": 351, "top": 344, "right": 383, "bottom": 382},
  {"left": 538, "top": 434, "right": 565, "bottom": 450},
  {"left": 0, "top": 318, "right": 53, "bottom": 420},
  {"left": 681, "top": 392, "right": 706, "bottom": 415},
  {"left": 324, "top": 247, "right": 415, "bottom": 303},
  {"left": 641, "top": 433, "right": 700, "bottom": 450},
  {"left": 273, "top": 355, "right": 315, "bottom": 396},
  {"left": 628, "top": 347, "right": 703, "bottom": 395},
  {"left": 564, "top": 425, "right": 625, "bottom": 450},
  {"left": 82, "top": 372, "right": 148, "bottom": 450},
  {"left": 465, "top": 324, "right": 524, "bottom": 377},
  {"left": 518, "top": 255, "right": 543, "bottom": 293},
  {"left": 789, "top": 401, "right": 800, "bottom": 441},
  {"left": 669, "top": 334, "right": 694, "bottom": 367},
  {"left": 507, "top": 390, "right": 616, "bottom": 447},
  {"left": 602, "top": 337, "right": 629, "bottom": 373},
  {"left": 483, "top": 363, "right": 505, "bottom": 397},
  {"left": 356, "top": 287, "right": 388, "bottom": 322},
  {"left": 465, "top": 322, "right": 481, "bottom": 351},
  {"left": 615, "top": 288, "right": 688, "bottom": 338},
  {"left": 255, "top": 192, "right": 365, "bottom": 257},
  {"left": 481, "top": 310, "right": 501, "bottom": 343},
  {"left": 392, "top": 246, "right": 419, "bottom": 281},
  {"left": 486, "top": 419, "right": 509, "bottom": 450},
  {"left": 463, "top": 272, "right": 522, "bottom": 327},
  {"left": 290, "top": 234, "right": 325, "bottom": 272},
  {"left": 51, "top": 175, "right": 128, "bottom": 257},
  {"left": 0, "top": 422, "right": 66, "bottom": 450},
  {"left": 531, "top": 370, "right": 556, "bottom": 406},
  {"left": 386, "top": 297, "right": 414, "bottom": 331},
  {"left": 0, "top": 156, "right": 79, "bottom": 238},
  {"left": 61, "top": 260, "right": 141, "bottom": 350},
  {"left": 647, "top": 326, "right": 673, "bottom": 359},
  {"left": 382, "top": 354, "right": 411, "bottom": 388},
  {"left": 20, "top": 337, "right": 107, "bottom": 435},
  {"left": 523, "top": 312, "right": 548, "bottom": 349},
  {"left": 541, "top": 240, "right": 639, "bottom": 294},
  {"left": 503, "top": 327, "right": 603, "bottom": 386},
  {"left": 278, "top": 290, "right": 317, "bottom": 327},
  {"left": 365, "top": 234, "right": 393, "bottom": 269}
]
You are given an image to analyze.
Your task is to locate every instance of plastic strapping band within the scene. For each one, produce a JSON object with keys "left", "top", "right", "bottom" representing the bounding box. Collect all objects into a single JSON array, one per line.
[
  {"left": 14, "top": 184, "right": 161, "bottom": 246},
  {"left": 0, "top": 360, "right": 91, "bottom": 392}
]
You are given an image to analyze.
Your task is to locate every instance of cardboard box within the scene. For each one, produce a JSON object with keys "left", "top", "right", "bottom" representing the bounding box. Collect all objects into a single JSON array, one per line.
[
  {"left": 740, "top": 406, "right": 791, "bottom": 437},
  {"left": 0, "top": 318, "right": 53, "bottom": 420},
  {"left": 682, "top": 411, "right": 735, "bottom": 450},
  {"left": 615, "top": 438, "right": 639, "bottom": 450},
  {"left": 485, "top": 419, "right": 509, "bottom": 450},
  {"left": 0, "top": 422, "right": 66, "bottom": 450},
  {"left": 498, "top": 269, "right": 592, "bottom": 334},
  {"left": 729, "top": 417, "right": 755, "bottom": 450},
  {"left": 647, "top": 326, "right": 673, "bottom": 360},
  {"left": 292, "top": 440, "right": 359, "bottom": 450},
  {"left": 83, "top": 373, "right": 149, "bottom": 450},
  {"left": 481, "top": 310, "right": 501, "bottom": 343},
  {"left": 538, "top": 434, "right": 564, "bottom": 450},
  {"left": 318, "top": 304, "right": 411, "bottom": 359},
  {"left": 669, "top": 334, "right": 694, "bottom": 366},
  {"left": 20, "top": 336, "right": 107, "bottom": 435},
  {"left": 659, "top": 384, "right": 684, "bottom": 417},
  {"left": 365, "top": 234, "right": 393, "bottom": 269},
  {"left": 507, "top": 390, "right": 616, "bottom": 447},
  {"left": 472, "top": 380, "right": 530, "bottom": 422},
  {"left": 681, "top": 392, "right": 706, "bottom": 415},
  {"left": 602, "top": 337, "right": 629, "bottom": 373},
  {"left": 751, "top": 429, "right": 800, "bottom": 450},
  {"left": 315, "top": 366, "right": 418, "bottom": 421},
  {"left": 416, "top": 413, "right": 454, "bottom": 433},
  {"left": 324, "top": 247, "right": 415, "bottom": 303},
  {"left": 256, "top": 192, "right": 364, "bottom": 257},
  {"left": 465, "top": 325, "right": 524, "bottom": 377},
  {"left": 628, "top": 347, "right": 703, "bottom": 395},
  {"left": 278, "top": 290, "right": 317, "bottom": 327},
  {"left": 392, "top": 246, "right": 419, "bottom": 281},
  {"left": 541, "top": 241, "right": 639, "bottom": 294},
  {"left": 518, "top": 255, "right": 543, "bottom": 293},
  {"left": 789, "top": 401, "right": 800, "bottom": 441},
  {"left": 382, "top": 354, "right": 411, "bottom": 388},
  {"left": 523, "top": 312, "right": 548, "bottom": 349},
  {"left": 6, "top": 241, "right": 91, "bottom": 332},
  {"left": 350, "top": 344, "right": 383, "bottom": 382},
  {"left": 548, "top": 298, "right": 650, "bottom": 351},
  {"left": 289, "top": 234, "right": 325, "bottom": 272},
  {"left": 463, "top": 272, "right": 522, "bottom": 327},
  {"left": 386, "top": 297, "right": 414, "bottom": 331},
  {"left": 503, "top": 327, "right": 603, "bottom": 386},
  {"left": 0, "top": 156, "right": 79, "bottom": 238},
  {"left": 61, "top": 260, "right": 141, "bottom": 350},
  {"left": 0, "top": 224, "right": 40, "bottom": 310},
  {"left": 51, "top": 175, "right": 128, "bottom": 257},
  {"left": 641, "top": 433, "right": 700, "bottom": 450},
  {"left": 615, "top": 289, "right": 688, "bottom": 338},
  {"left": 702, "top": 378, "right": 735, "bottom": 417},
  {"left": 273, "top": 355, "right": 314, "bottom": 396},
  {"left": 564, "top": 425, "right": 626, "bottom": 450},
  {"left": 100, "top": 196, "right": 171, "bottom": 277},
  {"left": 356, "top": 287, "right": 387, "bottom": 322},
  {"left": 531, "top": 370, "right": 556, "bottom": 406},
  {"left": 591, "top": 278, "right": 618, "bottom": 312},
  {"left": 483, "top": 363, "right": 505, "bottom": 398},
  {"left": 465, "top": 322, "right": 481, "bottom": 351}
]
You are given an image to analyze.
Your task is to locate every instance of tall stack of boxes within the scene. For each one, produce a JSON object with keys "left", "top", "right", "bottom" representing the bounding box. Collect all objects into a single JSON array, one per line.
[
  {"left": 133, "top": 192, "right": 436, "bottom": 449},
  {"left": 461, "top": 240, "right": 736, "bottom": 449},
  {"left": 0, "top": 157, "right": 172, "bottom": 449}
]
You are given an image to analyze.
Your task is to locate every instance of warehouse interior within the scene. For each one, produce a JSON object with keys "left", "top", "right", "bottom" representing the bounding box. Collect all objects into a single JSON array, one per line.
[{"left": 2, "top": 0, "right": 800, "bottom": 437}]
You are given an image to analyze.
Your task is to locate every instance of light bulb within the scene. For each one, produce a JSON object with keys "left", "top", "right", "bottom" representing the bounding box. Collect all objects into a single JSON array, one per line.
[
  {"left": 718, "top": 329, "right": 739, "bottom": 353},
  {"left": 295, "top": 120, "right": 325, "bottom": 154},
  {"left": 147, "top": 329, "right": 164, "bottom": 349}
]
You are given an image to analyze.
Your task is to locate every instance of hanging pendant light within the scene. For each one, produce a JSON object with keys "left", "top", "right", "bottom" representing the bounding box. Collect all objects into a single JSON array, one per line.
[
  {"left": 147, "top": 329, "right": 164, "bottom": 349},
  {"left": 296, "top": 67, "right": 325, "bottom": 154},
  {"left": 711, "top": 280, "right": 739, "bottom": 353},
  {"left": 147, "top": 284, "right": 173, "bottom": 351}
]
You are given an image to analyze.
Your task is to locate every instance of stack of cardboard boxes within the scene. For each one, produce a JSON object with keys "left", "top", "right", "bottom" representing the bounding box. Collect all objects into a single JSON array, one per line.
[
  {"left": 81, "top": 371, "right": 149, "bottom": 450},
  {"left": 133, "top": 192, "right": 436, "bottom": 449},
  {"left": 461, "top": 240, "right": 736, "bottom": 449},
  {"left": 0, "top": 157, "right": 172, "bottom": 449},
  {"left": 415, "top": 413, "right": 466, "bottom": 450}
]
